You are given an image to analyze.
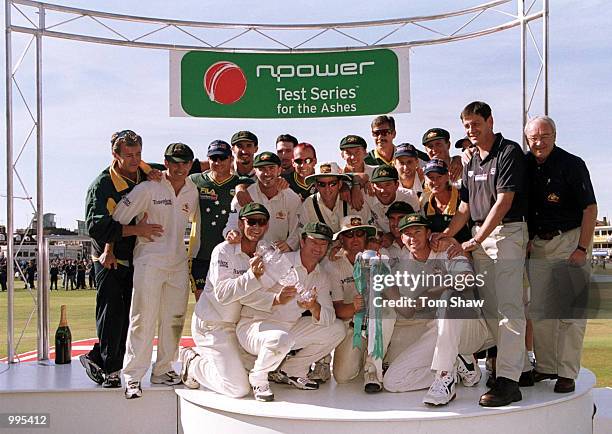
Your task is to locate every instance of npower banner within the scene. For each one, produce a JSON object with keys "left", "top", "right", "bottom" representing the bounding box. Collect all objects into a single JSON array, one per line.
[{"left": 170, "top": 48, "right": 410, "bottom": 118}]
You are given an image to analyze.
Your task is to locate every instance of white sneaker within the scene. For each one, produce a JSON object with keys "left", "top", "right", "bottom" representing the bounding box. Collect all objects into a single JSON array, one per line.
[
  {"left": 286, "top": 375, "right": 319, "bottom": 390},
  {"left": 423, "top": 370, "right": 457, "bottom": 406},
  {"left": 150, "top": 370, "right": 182, "bottom": 385},
  {"left": 253, "top": 383, "right": 275, "bottom": 402},
  {"left": 179, "top": 347, "right": 200, "bottom": 389},
  {"left": 308, "top": 355, "right": 331, "bottom": 383},
  {"left": 456, "top": 354, "right": 482, "bottom": 387},
  {"left": 363, "top": 365, "right": 382, "bottom": 394},
  {"left": 125, "top": 381, "right": 142, "bottom": 399}
]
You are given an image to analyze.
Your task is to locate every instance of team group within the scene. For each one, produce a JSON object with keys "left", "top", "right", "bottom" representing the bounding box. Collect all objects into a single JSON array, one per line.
[{"left": 79, "top": 100, "right": 597, "bottom": 408}]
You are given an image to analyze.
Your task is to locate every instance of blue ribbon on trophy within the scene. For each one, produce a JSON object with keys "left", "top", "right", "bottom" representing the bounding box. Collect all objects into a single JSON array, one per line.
[{"left": 352, "top": 250, "right": 390, "bottom": 360}]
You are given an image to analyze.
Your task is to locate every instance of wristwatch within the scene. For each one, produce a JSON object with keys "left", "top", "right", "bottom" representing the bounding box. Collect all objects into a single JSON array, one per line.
[{"left": 576, "top": 245, "right": 587, "bottom": 253}]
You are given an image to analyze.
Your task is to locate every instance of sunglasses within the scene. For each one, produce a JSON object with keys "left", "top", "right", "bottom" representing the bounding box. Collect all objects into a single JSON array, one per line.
[
  {"left": 209, "top": 155, "right": 229, "bottom": 162},
  {"left": 371, "top": 129, "right": 392, "bottom": 137},
  {"left": 294, "top": 157, "right": 314, "bottom": 165},
  {"left": 316, "top": 180, "right": 339, "bottom": 188},
  {"left": 111, "top": 129, "right": 141, "bottom": 146},
  {"left": 242, "top": 218, "right": 268, "bottom": 227},
  {"left": 343, "top": 229, "right": 366, "bottom": 238}
]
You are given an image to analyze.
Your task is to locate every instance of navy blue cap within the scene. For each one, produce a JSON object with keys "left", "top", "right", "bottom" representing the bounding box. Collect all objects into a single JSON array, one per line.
[
  {"left": 394, "top": 143, "right": 419, "bottom": 159},
  {"left": 207, "top": 140, "right": 232, "bottom": 158},
  {"left": 423, "top": 159, "right": 449, "bottom": 175}
]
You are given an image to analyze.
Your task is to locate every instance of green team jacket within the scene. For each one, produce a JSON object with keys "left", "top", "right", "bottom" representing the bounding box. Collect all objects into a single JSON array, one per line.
[{"left": 85, "top": 161, "right": 165, "bottom": 262}]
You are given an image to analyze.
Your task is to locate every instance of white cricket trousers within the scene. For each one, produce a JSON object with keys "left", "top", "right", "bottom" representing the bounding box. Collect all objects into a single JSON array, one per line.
[
  {"left": 383, "top": 319, "right": 438, "bottom": 392},
  {"left": 188, "top": 315, "right": 251, "bottom": 398},
  {"left": 123, "top": 264, "right": 190, "bottom": 383},
  {"left": 237, "top": 316, "right": 345, "bottom": 387},
  {"left": 333, "top": 317, "right": 396, "bottom": 384},
  {"left": 431, "top": 317, "right": 496, "bottom": 373}
]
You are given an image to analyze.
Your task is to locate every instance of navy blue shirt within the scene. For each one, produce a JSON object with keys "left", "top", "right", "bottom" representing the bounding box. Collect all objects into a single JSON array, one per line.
[
  {"left": 527, "top": 146, "right": 596, "bottom": 236},
  {"left": 460, "top": 133, "right": 527, "bottom": 222}
]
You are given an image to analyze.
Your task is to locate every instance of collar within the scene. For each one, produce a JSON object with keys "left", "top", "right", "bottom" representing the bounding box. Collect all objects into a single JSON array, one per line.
[
  {"left": 233, "top": 160, "right": 255, "bottom": 178},
  {"left": 478, "top": 133, "right": 503, "bottom": 164},
  {"left": 294, "top": 172, "right": 309, "bottom": 189},
  {"left": 289, "top": 250, "right": 320, "bottom": 275},
  {"left": 533, "top": 144, "right": 559, "bottom": 166},
  {"left": 315, "top": 192, "right": 341, "bottom": 211},
  {"left": 426, "top": 186, "right": 459, "bottom": 216},
  {"left": 255, "top": 181, "right": 280, "bottom": 201},
  {"left": 208, "top": 171, "right": 237, "bottom": 186},
  {"left": 374, "top": 147, "right": 394, "bottom": 165},
  {"left": 109, "top": 160, "right": 151, "bottom": 192}
]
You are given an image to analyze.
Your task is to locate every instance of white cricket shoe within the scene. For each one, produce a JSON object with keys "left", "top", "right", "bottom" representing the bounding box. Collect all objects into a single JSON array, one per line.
[
  {"left": 423, "top": 370, "right": 457, "bottom": 406},
  {"left": 179, "top": 347, "right": 200, "bottom": 389},
  {"left": 124, "top": 381, "right": 142, "bottom": 399},
  {"left": 253, "top": 382, "right": 275, "bottom": 402},
  {"left": 456, "top": 354, "right": 482, "bottom": 387}
]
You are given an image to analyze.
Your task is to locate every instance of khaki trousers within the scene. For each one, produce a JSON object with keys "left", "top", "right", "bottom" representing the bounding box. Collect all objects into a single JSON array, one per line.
[
  {"left": 471, "top": 222, "right": 528, "bottom": 382},
  {"left": 123, "top": 264, "right": 190, "bottom": 383},
  {"left": 528, "top": 227, "right": 589, "bottom": 379}
]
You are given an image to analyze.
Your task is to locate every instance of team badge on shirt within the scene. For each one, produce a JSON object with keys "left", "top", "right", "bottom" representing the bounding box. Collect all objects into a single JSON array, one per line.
[
  {"left": 182, "top": 203, "right": 190, "bottom": 213},
  {"left": 276, "top": 211, "right": 286, "bottom": 220},
  {"left": 547, "top": 192, "right": 560, "bottom": 203}
]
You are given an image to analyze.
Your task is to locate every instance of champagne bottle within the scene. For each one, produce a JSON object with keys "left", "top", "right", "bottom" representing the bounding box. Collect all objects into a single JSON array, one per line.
[{"left": 55, "top": 305, "right": 72, "bottom": 364}]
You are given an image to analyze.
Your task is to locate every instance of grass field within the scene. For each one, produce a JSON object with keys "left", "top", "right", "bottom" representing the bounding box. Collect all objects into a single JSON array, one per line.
[{"left": 1, "top": 279, "right": 612, "bottom": 386}]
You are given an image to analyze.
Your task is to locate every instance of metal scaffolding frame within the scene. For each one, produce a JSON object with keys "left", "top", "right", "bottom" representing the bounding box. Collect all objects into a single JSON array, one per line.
[{"left": 4, "top": 0, "right": 549, "bottom": 362}]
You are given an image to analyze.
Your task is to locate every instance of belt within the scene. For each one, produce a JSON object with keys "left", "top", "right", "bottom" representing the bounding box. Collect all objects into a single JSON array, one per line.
[
  {"left": 536, "top": 226, "right": 580, "bottom": 241},
  {"left": 91, "top": 255, "right": 130, "bottom": 267},
  {"left": 473, "top": 216, "right": 526, "bottom": 226}
]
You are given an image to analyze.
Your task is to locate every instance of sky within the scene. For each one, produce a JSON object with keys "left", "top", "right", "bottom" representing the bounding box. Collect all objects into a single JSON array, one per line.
[{"left": 1, "top": 0, "right": 611, "bottom": 229}]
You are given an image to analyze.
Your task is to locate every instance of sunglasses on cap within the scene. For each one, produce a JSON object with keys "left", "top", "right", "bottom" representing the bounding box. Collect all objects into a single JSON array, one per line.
[
  {"left": 242, "top": 217, "right": 268, "bottom": 227},
  {"left": 371, "top": 129, "right": 392, "bottom": 137},
  {"left": 316, "top": 180, "right": 339, "bottom": 188},
  {"left": 294, "top": 157, "right": 314, "bottom": 165},
  {"left": 342, "top": 229, "right": 366, "bottom": 238},
  {"left": 209, "top": 155, "right": 229, "bottom": 162},
  {"left": 111, "top": 130, "right": 141, "bottom": 146}
]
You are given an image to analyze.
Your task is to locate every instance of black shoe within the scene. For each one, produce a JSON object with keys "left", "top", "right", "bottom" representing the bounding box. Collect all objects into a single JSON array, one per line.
[
  {"left": 518, "top": 370, "right": 535, "bottom": 387},
  {"left": 554, "top": 377, "right": 575, "bottom": 393},
  {"left": 486, "top": 374, "right": 496, "bottom": 388},
  {"left": 533, "top": 370, "right": 558, "bottom": 382},
  {"left": 479, "top": 377, "right": 522, "bottom": 407},
  {"left": 79, "top": 354, "right": 104, "bottom": 385},
  {"left": 102, "top": 372, "right": 121, "bottom": 388}
]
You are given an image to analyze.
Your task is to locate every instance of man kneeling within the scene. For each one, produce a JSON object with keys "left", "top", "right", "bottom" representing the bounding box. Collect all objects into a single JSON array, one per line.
[
  {"left": 237, "top": 222, "right": 345, "bottom": 401},
  {"left": 179, "top": 203, "right": 294, "bottom": 398},
  {"left": 384, "top": 214, "right": 494, "bottom": 406}
]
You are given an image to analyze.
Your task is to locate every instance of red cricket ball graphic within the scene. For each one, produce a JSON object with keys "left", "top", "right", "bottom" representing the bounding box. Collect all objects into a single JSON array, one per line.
[{"left": 204, "top": 61, "right": 247, "bottom": 105}]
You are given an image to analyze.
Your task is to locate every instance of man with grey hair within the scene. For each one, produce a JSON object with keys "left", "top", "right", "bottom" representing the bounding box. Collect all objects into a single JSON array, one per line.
[{"left": 525, "top": 115, "right": 597, "bottom": 394}]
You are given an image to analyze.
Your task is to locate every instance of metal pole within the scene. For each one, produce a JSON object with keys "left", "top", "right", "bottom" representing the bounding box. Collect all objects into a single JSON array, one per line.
[
  {"left": 543, "top": 0, "right": 549, "bottom": 115},
  {"left": 36, "top": 3, "right": 49, "bottom": 361},
  {"left": 519, "top": 0, "right": 527, "bottom": 150},
  {"left": 5, "top": 0, "right": 16, "bottom": 364}
]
